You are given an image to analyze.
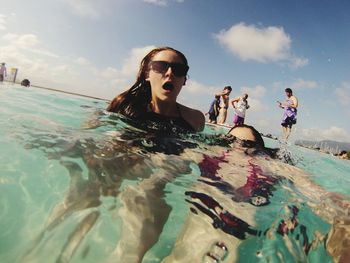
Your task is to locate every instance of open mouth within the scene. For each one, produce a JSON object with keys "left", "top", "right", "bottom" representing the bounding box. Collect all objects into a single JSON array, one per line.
[{"left": 163, "top": 82, "right": 174, "bottom": 91}]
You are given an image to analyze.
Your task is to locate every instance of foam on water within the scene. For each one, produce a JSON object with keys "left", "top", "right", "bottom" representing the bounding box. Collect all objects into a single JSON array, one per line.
[{"left": 0, "top": 84, "right": 349, "bottom": 263}]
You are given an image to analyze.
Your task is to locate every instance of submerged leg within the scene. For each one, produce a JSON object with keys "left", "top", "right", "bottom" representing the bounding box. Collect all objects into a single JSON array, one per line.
[
  {"left": 56, "top": 211, "right": 100, "bottom": 263},
  {"left": 108, "top": 171, "right": 173, "bottom": 263},
  {"left": 46, "top": 160, "right": 101, "bottom": 230}
]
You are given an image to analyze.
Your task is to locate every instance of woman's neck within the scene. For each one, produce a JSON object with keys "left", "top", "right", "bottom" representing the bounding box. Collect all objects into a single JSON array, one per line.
[{"left": 150, "top": 99, "right": 178, "bottom": 117}]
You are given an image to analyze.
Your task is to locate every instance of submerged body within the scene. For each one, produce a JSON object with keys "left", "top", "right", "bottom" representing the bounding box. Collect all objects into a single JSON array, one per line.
[{"left": 1, "top": 85, "right": 349, "bottom": 263}]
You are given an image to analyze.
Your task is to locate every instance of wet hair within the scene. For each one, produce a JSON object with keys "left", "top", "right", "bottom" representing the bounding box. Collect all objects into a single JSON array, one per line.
[
  {"left": 106, "top": 47, "right": 189, "bottom": 118},
  {"left": 285, "top": 88, "right": 293, "bottom": 94},
  {"left": 224, "top": 86, "right": 232, "bottom": 92},
  {"left": 228, "top": 124, "right": 264, "bottom": 147},
  {"left": 21, "top": 79, "right": 30, "bottom": 87}
]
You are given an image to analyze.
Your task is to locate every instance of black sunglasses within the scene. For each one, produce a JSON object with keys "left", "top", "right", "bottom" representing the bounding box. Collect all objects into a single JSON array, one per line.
[{"left": 149, "top": 61, "right": 189, "bottom": 77}]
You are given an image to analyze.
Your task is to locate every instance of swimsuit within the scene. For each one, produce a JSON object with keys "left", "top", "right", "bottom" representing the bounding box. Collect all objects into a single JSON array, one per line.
[
  {"left": 281, "top": 99, "right": 297, "bottom": 128},
  {"left": 139, "top": 103, "right": 195, "bottom": 134}
]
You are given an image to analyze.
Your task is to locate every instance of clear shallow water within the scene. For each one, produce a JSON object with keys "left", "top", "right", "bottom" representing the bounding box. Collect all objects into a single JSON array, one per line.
[
  {"left": 0, "top": 84, "right": 349, "bottom": 263},
  {"left": 264, "top": 139, "right": 350, "bottom": 198}
]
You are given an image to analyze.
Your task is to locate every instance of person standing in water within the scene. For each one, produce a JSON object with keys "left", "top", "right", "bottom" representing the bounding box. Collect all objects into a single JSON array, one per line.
[
  {"left": 206, "top": 95, "right": 221, "bottom": 123},
  {"left": 0, "top": 63, "right": 7, "bottom": 82},
  {"left": 278, "top": 88, "right": 298, "bottom": 140},
  {"left": 231, "top": 93, "right": 249, "bottom": 126},
  {"left": 107, "top": 47, "right": 205, "bottom": 133},
  {"left": 216, "top": 86, "right": 232, "bottom": 125}
]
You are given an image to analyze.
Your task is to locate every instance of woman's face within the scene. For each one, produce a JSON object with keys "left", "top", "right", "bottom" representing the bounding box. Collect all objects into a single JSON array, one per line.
[{"left": 146, "top": 50, "right": 187, "bottom": 103}]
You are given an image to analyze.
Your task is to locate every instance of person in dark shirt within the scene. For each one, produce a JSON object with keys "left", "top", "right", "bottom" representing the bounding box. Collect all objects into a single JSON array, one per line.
[{"left": 206, "top": 95, "right": 221, "bottom": 123}]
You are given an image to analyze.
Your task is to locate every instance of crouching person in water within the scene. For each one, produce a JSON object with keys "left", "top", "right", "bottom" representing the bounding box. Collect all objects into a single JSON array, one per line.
[{"left": 107, "top": 46, "right": 204, "bottom": 133}]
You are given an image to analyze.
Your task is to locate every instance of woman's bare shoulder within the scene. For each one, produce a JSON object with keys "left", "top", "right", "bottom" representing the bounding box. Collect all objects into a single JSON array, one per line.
[{"left": 178, "top": 104, "right": 205, "bottom": 132}]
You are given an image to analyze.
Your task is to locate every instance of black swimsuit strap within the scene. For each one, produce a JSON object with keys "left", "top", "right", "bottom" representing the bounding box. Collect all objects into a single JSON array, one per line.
[
  {"left": 140, "top": 105, "right": 195, "bottom": 133},
  {"left": 176, "top": 103, "right": 195, "bottom": 132},
  {"left": 176, "top": 103, "right": 183, "bottom": 118}
]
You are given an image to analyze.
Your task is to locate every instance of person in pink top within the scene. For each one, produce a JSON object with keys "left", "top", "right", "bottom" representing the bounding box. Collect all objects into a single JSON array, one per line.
[{"left": 0, "top": 63, "right": 7, "bottom": 82}]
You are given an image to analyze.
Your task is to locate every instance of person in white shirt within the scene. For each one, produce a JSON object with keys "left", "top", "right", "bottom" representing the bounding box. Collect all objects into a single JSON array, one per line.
[
  {"left": 231, "top": 93, "right": 250, "bottom": 126},
  {"left": 0, "top": 63, "right": 7, "bottom": 82}
]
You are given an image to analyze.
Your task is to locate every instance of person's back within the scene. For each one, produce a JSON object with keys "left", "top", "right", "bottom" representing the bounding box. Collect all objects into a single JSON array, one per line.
[{"left": 207, "top": 96, "right": 220, "bottom": 123}]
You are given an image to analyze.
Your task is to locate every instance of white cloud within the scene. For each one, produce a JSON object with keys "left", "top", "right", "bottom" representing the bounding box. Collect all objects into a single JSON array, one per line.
[
  {"left": 215, "top": 23, "right": 308, "bottom": 68},
  {"left": 290, "top": 79, "right": 317, "bottom": 90},
  {"left": 75, "top": 57, "right": 91, "bottom": 66},
  {"left": 120, "top": 46, "right": 156, "bottom": 77},
  {"left": 288, "top": 56, "right": 309, "bottom": 69},
  {"left": 176, "top": 79, "right": 222, "bottom": 112},
  {"left": 273, "top": 79, "right": 318, "bottom": 92},
  {"left": 247, "top": 97, "right": 267, "bottom": 113},
  {"left": 3, "top": 33, "right": 39, "bottom": 47},
  {"left": 335, "top": 82, "right": 350, "bottom": 106},
  {"left": 0, "top": 33, "right": 160, "bottom": 99},
  {"left": 61, "top": 0, "right": 100, "bottom": 18},
  {"left": 0, "top": 14, "right": 7, "bottom": 31},
  {"left": 215, "top": 23, "right": 290, "bottom": 62},
  {"left": 100, "top": 66, "right": 119, "bottom": 79},
  {"left": 2, "top": 33, "right": 59, "bottom": 58},
  {"left": 143, "top": 0, "right": 185, "bottom": 6},
  {"left": 240, "top": 85, "right": 266, "bottom": 98},
  {"left": 184, "top": 79, "right": 220, "bottom": 95},
  {"left": 143, "top": 0, "right": 167, "bottom": 6},
  {"left": 299, "top": 126, "right": 350, "bottom": 142}
]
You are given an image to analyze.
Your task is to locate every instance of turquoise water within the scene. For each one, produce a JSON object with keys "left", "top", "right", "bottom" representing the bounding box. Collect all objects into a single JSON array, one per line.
[{"left": 0, "top": 84, "right": 349, "bottom": 263}]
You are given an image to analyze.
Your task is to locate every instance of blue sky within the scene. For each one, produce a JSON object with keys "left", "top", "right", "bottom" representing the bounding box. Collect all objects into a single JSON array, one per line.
[{"left": 1, "top": 0, "right": 350, "bottom": 142}]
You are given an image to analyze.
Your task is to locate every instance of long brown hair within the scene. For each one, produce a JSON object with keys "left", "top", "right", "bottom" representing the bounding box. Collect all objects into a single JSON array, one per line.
[{"left": 106, "top": 47, "right": 189, "bottom": 118}]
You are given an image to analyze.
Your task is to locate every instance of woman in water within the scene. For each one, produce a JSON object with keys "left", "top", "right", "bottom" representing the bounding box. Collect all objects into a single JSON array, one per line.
[
  {"left": 22, "top": 47, "right": 206, "bottom": 263},
  {"left": 107, "top": 46, "right": 205, "bottom": 133}
]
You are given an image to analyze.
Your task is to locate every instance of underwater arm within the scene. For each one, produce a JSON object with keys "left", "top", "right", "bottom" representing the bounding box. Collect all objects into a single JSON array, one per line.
[{"left": 80, "top": 109, "right": 104, "bottom": 129}]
